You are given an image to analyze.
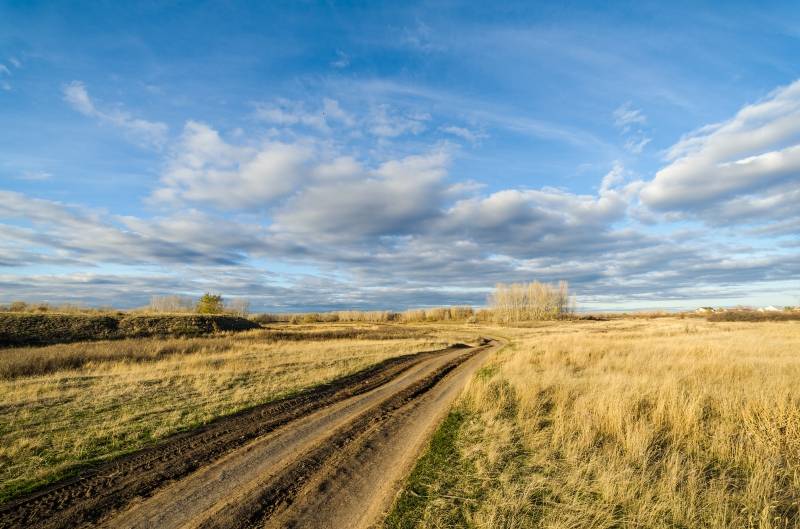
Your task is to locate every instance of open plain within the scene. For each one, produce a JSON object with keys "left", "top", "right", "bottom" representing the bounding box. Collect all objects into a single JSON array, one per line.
[{"left": 1, "top": 315, "right": 799, "bottom": 528}]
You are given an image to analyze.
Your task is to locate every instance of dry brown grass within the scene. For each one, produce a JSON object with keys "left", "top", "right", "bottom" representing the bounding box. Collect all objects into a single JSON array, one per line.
[
  {"left": 0, "top": 323, "right": 479, "bottom": 501},
  {"left": 392, "top": 318, "right": 800, "bottom": 528}
]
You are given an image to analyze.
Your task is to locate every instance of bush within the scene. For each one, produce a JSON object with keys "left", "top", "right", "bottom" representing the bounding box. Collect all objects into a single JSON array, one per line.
[{"left": 196, "top": 293, "right": 224, "bottom": 314}]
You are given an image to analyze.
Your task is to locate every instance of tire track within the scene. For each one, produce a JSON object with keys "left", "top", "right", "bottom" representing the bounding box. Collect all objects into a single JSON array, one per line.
[
  {"left": 0, "top": 345, "right": 465, "bottom": 529},
  {"left": 0, "top": 340, "right": 498, "bottom": 529}
]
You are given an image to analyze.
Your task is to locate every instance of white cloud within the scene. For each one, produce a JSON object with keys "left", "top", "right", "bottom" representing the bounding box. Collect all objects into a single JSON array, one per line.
[
  {"left": 272, "top": 150, "right": 450, "bottom": 241},
  {"left": 0, "top": 64, "right": 10, "bottom": 76},
  {"left": 62, "top": 81, "right": 168, "bottom": 148},
  {"left": 17, "top": 170, "right": 52, "bottom": 181},
  {"left": 0, "top": 190, "right": 267, "bottom": 267},
  {"left": 613, "top": 102, "right": 647, "bottom": 130},
  {"left": 254, "top": 97, "right": 354, "bottom": 131},
  {"left": 322, "top": 98, "right": 355, "bottom": 126},
  {"left": 624, "top": 136, "right": 652, "bottom": 154},
  {"left": 8, "top": 57, "right": 21, "bottom": 68},
  {"left": 641, "top": 79, "right": 800, "bottom": 219},
  {"left": 600, "top": 161, "right": 625, "bottom": 192},
  {"left": 154, "top": 121, "right": 313, "bottom": 209},
  {"left": 439, "top": 125, "right": 487, "bottom": 144},
  {"left": 369, "top": 105, "right": 430, "bottom": 137},
  {"left": 331, "top": 50, "right": 350, "bottom": 68},
  {"left": 614, "top": 102, "right": 651, "bottom": 154}
]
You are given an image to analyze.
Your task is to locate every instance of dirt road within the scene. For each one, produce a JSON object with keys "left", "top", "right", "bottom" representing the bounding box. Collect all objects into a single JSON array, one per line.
[{"left": 1, "top": 340, "right": 498, "bottom": 529}]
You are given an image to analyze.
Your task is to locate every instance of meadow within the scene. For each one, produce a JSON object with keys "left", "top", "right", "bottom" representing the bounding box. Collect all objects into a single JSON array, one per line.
[
  {"left": 387, "top": 318, "right": 800, "bottom": 529},
  {"left": 2, "top": 306, "right": 799, "bottom": 528}
]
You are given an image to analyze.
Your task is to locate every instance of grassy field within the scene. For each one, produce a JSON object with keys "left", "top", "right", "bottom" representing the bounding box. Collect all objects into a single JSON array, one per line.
[
  {"left": 388, "top": 318, "right": 800, "bottom": 529},
  {"left": 4, "top": 314, "right": 800, "bottom": 527},
  {"left": 0, "top": 323, "right": 478, "bottom": 501}
]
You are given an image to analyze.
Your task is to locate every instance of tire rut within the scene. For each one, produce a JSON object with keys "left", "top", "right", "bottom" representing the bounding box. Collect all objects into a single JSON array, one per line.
[
  {"left": 0, "top": 345, "right": 469, "bottom": 529},
  {"left": 198, "top": 348, "right": 478, "bottom": 529}
]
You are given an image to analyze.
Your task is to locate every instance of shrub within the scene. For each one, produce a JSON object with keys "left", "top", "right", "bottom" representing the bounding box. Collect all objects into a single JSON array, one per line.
[{"left": 196, "top": 293, "right": 224, "bottom": 314}]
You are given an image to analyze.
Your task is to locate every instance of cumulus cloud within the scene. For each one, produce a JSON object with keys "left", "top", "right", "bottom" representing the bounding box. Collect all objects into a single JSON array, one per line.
[
  {"left": 154, "top": 120, "right": 441, "bottom": 212},
  {"left": 0, "top": 190, "right": 267, "bottom": 267},
  {"left": 7, "top": 81, "right": 800, "bottom": 310},
  {"left": 641, "top": 79, "right": 800, "bottom": 221},
  {"left": 62, "top": 81, "right": 168, "bottom": 148},
  {"left": 153, "top": 121, "right": 314, "bottom": 208},
  {"left": 272, "top": 150, "right": 451, "bottom": 241}
]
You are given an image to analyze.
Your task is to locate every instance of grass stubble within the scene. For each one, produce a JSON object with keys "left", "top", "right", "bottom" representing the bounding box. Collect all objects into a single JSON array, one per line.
[{"left": 388, "top": 318, "right": 800, "bottom": 529}]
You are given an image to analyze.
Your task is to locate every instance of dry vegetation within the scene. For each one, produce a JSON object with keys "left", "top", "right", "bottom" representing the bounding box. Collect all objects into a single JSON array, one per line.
[
  {"left": 389, "top": 318, "right": 800, "bottom": 529},
  {"left": 0, "top": 312, "right": 259, "bottom": 347},
  {"left": 0, "top": 324, "right": 479, "bottom": 501}
]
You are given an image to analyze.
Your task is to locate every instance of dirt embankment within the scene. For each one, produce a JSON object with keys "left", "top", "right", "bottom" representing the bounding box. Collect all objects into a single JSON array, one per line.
[
  {"left": 0, "top": 313, "right": 260, "bottom": 347},
  {"left": 0, "top": 341, "right": 497, "bottom": 529}
]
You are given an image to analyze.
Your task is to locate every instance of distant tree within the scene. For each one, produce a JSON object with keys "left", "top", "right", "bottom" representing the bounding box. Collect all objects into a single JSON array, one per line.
[
  {"left": 9, "top": 301, "right": 28, "bottom": 312},
  {"left": 196, "top": 293, "right": 224, "bottom": 314},
  {"left": 488, "top": 281, "right": 573, "bottom": 322},
  {"left": 226, "top": 298, "right": 250, "bottom": 317},
  {"left": 150, "top": 295, "right": 195, "bottom": 313}
]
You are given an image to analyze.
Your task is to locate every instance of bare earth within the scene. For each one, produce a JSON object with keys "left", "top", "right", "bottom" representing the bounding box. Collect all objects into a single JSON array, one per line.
[{"left": 0, "top": 340, "right": 497, "bottom": 529}]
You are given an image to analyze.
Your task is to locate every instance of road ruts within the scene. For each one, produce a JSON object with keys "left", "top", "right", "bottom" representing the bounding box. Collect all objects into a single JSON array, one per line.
[{"left": 0, "top": 340, "right": 499, "bottom": 529}]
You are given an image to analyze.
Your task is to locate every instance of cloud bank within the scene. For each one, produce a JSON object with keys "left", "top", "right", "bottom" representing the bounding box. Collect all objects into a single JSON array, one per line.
[{"left": 3, "top": 82, "right": 800, "bottom": 310}]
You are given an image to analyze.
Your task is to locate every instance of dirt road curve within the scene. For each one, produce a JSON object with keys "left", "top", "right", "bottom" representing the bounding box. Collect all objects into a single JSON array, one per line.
[{"left": 1, "top": 340, "right": 498, "bottom": 529}]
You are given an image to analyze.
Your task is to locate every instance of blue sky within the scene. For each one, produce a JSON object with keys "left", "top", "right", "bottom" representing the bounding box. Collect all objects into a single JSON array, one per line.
[{"left": 1, "top": 1, "right": 799, "bottom": 311}]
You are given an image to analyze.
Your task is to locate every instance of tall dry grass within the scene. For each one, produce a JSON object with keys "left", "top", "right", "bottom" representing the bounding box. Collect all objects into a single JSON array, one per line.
[{"left": 396, "top": 318, "right": 800, "bottom": 528}]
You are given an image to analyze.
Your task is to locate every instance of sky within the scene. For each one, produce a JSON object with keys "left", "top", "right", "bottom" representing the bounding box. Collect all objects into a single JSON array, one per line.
[{"left": 1, "top": 1, "right": 799, "bottom": 311}]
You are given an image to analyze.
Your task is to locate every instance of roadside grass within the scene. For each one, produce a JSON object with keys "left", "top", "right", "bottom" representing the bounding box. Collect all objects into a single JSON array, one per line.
[
  {"left": 387, "top": 318, "right": 800, "bottom": 528},
  {"left": 385, "top": 409, "right": 471, "bottom": 529},
  {"left": 0, "top": 323, "right": 479, "bottom": 502}
]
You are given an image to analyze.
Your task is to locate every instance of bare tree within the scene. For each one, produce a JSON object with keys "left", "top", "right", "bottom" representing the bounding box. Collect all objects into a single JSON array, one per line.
[
  {"left": 488, "top": 281, "right": 574, "bottom": 322},
  {"left": 226, "top": 298, "right": 251, "bottom": 317},
  {"left": 149, "top": 295, "right": 194, "bottom": 313}
]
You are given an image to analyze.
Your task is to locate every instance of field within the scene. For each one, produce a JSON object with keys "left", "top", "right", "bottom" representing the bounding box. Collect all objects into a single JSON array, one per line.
[
  {"left": 0, "top": 323, "right": 478, "bottom": 501},
  {"left": 387, "top": 318, "right": 800, "bottom": 529},
  {"left": 1, "top": 315, "right": 799, "bottom": 528}
]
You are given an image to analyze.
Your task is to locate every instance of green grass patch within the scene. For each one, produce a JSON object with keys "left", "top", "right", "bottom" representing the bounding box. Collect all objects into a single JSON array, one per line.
[{"left": 384, "top": 408, "right": 470, "bottom": 529}]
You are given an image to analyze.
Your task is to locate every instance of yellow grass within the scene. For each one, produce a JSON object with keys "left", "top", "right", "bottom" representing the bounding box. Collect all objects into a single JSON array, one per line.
[
  {"left": 398, "top": 318, "right": 800, "bottom": 528},
  {"left": 0, "top": 324, "right": 478, "bottom": 500}
]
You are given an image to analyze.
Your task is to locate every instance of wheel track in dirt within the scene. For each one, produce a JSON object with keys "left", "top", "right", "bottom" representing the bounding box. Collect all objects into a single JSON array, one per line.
[{"left": 0, "top": 340, "right": 499, "bottom": 529}]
